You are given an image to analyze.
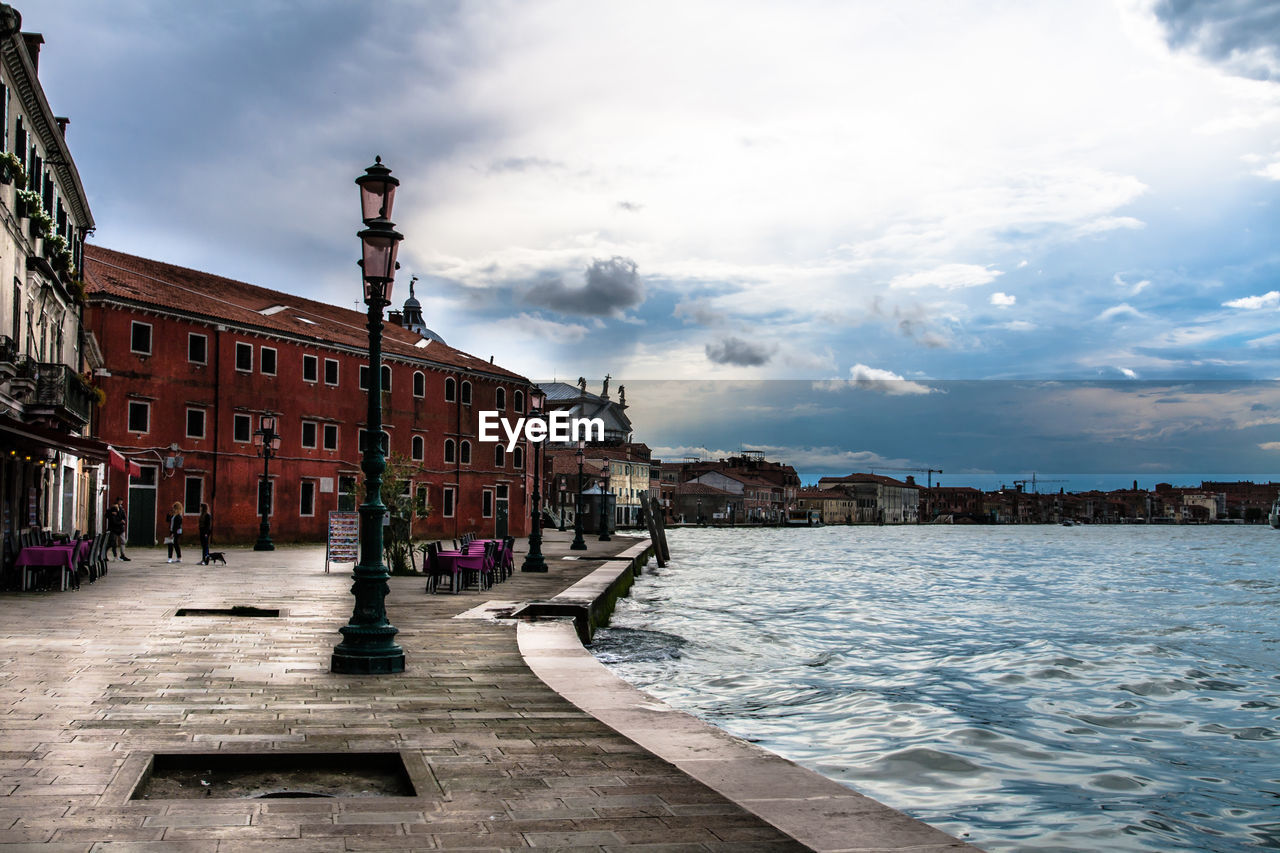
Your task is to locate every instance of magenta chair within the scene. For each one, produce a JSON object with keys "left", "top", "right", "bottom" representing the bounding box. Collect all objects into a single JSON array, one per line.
[{"left": 454, "top": 553, "right": 485, "bottom": 592}]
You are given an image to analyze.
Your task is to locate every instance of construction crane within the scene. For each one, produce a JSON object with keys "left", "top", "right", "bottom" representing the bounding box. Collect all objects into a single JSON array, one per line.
[
  {"left": 1012, "top": 474, "right": 1067, "bottom": 494},
  {"left": 868, "top": 466, "right": 943, "bottom": 489}
]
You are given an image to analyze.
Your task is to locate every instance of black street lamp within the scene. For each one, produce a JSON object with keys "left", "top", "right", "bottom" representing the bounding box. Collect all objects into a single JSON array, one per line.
[
  {"left": 696, "top": 497, "right": 703, "bottom": 526},
  {"left": 597, "top": 475, "right": 611, "bottom": 541},
  {"left": 521, "top": 390, "right": 548, "bottom": 572},
  {"left": 332, "top": 156, "right": 406, "bottom": 676},
  {"left": 570, "top": 442, "right": 587, "bottom": 550},
  {"left": 253, "top": 413, "right": 280, "bottom": 551}
]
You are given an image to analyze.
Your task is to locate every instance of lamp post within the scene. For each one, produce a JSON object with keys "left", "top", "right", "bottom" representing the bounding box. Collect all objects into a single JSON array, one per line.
[
  {"left": 570, "top": 442, "right": 587, "bottom": 550},
  {"left": 696, "top": 497, "right": 703, "bottom": 526},
  {"left": 253, "top": 413, "right": 279, "bottom": 551},
  {"left": 598, "top": 475, "right": 611, "bottom": 541},
  {"left": 521, "top": 391, "right": 548, "bottom": 572},
  {"left": 332, "top": 156, "right": 406, "bottom": 675}
]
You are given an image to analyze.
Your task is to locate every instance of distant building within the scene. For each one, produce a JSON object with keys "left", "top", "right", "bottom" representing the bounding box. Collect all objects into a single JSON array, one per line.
[{"left": 818, "top": 473, "right": 919, "bottom": 523}]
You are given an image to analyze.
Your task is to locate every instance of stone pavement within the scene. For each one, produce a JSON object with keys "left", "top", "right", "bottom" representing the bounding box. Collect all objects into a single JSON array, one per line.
[{"left": 0, "top": 530, "right": 812, "bottom": 852}]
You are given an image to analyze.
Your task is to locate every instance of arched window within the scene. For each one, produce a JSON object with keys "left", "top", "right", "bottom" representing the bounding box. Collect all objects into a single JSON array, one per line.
[
  {"left": 514, "top": 390, "right": 524, "bottom": 413},
  {"left": 496, "top": 388, "right": 505, "bottom": 410},
  {"left": 381, "top": 364, "right": 392, "bottom": 390},
  {"left": 411, "top": 435, "right": 425, "bottom": 461},
  {"left": 460, "top": 440, "right": 471, "bottom": 464},
  {"left": 460, "top": 380, "right": 472, "bottom": 405},
  {"left": 413, "top": 371, "right": 425, "bottom": 397},
  {"left": 514, "top": 446, "right": 524, "bottom": 469},
  {"left": 444, "top": 439, "right": 455, "bottom": 464},
  {"left": 494, "top": 445, "right": 505, "bottom": 467},
  {"left": 444, "top": 377, "right": 456, "bottom": 402}
]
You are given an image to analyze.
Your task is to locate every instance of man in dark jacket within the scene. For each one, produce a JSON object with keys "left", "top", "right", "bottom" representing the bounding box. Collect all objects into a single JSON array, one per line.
[{"left": 105, "top": 497, "right": 130, "bottom": 561}]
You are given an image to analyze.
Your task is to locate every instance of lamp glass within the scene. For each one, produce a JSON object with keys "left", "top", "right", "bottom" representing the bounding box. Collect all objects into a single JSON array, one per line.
[
  {"left": 356, "top": 158, "right": 400, "bottom": 222},
  {"left": 360, "top": 233, "right": 400, "bottom": 302}
]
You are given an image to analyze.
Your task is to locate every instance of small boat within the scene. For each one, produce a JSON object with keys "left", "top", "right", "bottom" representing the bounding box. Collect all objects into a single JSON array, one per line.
[
  {"left": 1061, "top": 519, "right": 1075, "bottom": 527},
  {"left": 1270, "top": 498, "right": 1280, "bottom": 529}
]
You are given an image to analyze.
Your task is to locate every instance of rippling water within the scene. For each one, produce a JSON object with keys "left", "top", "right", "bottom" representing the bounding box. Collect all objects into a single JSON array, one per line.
[{"left": 591, "top": 526, "right": 1280, "bottom": 852}]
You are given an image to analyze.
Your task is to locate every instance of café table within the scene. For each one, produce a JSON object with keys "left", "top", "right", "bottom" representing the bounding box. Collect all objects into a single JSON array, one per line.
[{"left": 15, "top": 544, "right": 77, "bottom": 591}]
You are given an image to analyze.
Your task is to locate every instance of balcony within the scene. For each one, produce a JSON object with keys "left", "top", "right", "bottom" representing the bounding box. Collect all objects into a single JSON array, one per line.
[
  {"left": 28, "top": 362, "right": 94, "bottom": 427},
  {"left": 0, "top": 334, "right": 16, "bottom": 382}
]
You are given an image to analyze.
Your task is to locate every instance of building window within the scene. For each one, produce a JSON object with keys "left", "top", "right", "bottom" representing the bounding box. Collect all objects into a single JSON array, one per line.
[
  {"left": 443, "top": 486, "right": 456, "bottom": 518},
  {"left": 413, "top": 371, "right": 425, "bottom": 397},
  {"left": 130, "top": 321, "right": 152, "bottom": 355},
  {"left": 496, "top": 387, "right": 505, "bottom": 410},
  {"left": 257, "top": 479, "right": 274, "bottom": 516},
  {"left": 127, "top": 400, "right": 150, "bottom": 433},
  {"left": 184, "top": 477, "right": 202, "bottom": 514},
  {"left": 324, "top": 358, "right": 339, "bottom": 385},
  {"left": 359, "top": 364, "right": 393, "bottom": 391},
  {"left": 358, "top": 429, "right": 390, "bottom": 454},
  {"left": 482, "top": 489, "right": 493, "bottom": 518},
  {"left": 235, "top": 342, "right": 252, "bottom": 372},
  {"left": 444, "top": 439, "right": 455, "bottom": 464},
  {"left": 300, "top": 480, "right": 316, "bottom": 517},
  {"left": 260, "top": 346, "right": 277, "bottom": 376},
  {"left": 460, "top": 440, "right": 471, "bottom": 465},
  {"left": 185, "top": 408, "right": 206, "bottom": 440},
  {"left": 514, "top": 446, "right": 524, "bottom": 469},
  {"left": 188, "top": 333, "right": 207, "bottom": 364},
  {"left": 338, "top": 475, "right": 356, "bottom": 511},
  {"left": 461, "top": 380, "right": 472, "bottom": 405},
  {"left": 301, "top": 420, "right": 318, "bottom": 449},
  {"left": 494, "top": 445, "right": 504, "bottom": 467},
  {"left": 233, "top": 413, "right": 252, "bottom": 443},
  {"left": 303, "top": 354, "right": 318, "bottom": 383},
  {"left": 444, "top": 377, "right": 456, "bottom": 402},
  {"left": 322, "top": 423, "right": 338, "bottom": 451},
  {"left": 415, "top": 484, "right": 429, "bottom": 515},
  {"left": 514, "top": 389, "right": 524, "bottom": 413},
  {"left": 411, "top": 434, "right": 424, "bottom": 461}
]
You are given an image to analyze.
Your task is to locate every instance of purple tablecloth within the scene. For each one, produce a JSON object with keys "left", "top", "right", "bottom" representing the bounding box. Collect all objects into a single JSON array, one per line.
[{"left": 15, "top": 545, "right": 75, "bottom": 569}]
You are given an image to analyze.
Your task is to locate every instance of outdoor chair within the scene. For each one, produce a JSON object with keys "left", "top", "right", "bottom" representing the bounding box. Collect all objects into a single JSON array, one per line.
[{"left": 454, "top": 552, "right": 485, "bottom": 592}]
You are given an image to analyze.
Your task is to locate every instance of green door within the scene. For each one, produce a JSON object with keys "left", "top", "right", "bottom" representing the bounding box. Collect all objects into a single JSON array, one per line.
[{"left": 127, "top": 465, "right": 157, "bottom": 547}]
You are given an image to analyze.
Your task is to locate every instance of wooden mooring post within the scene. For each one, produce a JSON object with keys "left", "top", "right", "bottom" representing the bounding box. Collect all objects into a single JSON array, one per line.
[{"left": 648, "top": 496, "right": 670, "bottom": 564}]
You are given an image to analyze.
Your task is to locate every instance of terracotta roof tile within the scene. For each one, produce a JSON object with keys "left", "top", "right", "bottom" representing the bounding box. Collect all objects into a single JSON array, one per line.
[{"left": 83, "top": 244, "right": 528, "bottom": 382}]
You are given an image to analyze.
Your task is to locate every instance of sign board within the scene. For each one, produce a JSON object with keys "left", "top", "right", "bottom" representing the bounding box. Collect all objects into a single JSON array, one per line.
[{"left": 326, "top": 511, "right": 359, "bottom": 574}]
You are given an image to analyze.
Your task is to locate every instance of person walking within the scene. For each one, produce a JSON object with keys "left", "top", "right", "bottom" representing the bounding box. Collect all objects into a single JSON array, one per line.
[
  {"left": 166, "top": 502, "right": 184, "bottom": 563},
  {"left": 198, "top": 503, "right": 213, "bottom": 565},
  {"left": 105, "top": 497, "right": 130, "bottom": 561}
]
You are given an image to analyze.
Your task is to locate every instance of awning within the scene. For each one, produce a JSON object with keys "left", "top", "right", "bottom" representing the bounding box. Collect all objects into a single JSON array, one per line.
[
  {"left": 0, "top": 413, "right": 110, "bottom": 462},
  {"left": 108, "top": 446, "right": 143, "bottom": 477}
]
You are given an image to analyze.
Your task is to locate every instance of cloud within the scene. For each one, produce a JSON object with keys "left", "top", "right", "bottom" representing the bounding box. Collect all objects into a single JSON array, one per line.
[
  {"left": 1247, "top": 332, "right": 1280, "bottom": 347},
  {"left": 705, "top": 336, "right": 776, "bottom": 366},
  {"left": 1118, "top": 367, "right": 1139, "bottom": 378},
  {"left": 889, "top": 263, "right": 1002, "bottom": 290},
  {"left": 815, "top": 364, "right": 934, "bottom": 395},
  {"left": 1260, "top": 441, "right": 1280, "bottom": 451},
  {"left": 1154, "top": 0, "right": 1280, "bottom": 81},
  {"left": 1097, "top": 303, "right": 1146, "bottom": 321},
  {"left": 673, "top": 300, "right": 726, "bottom": 326},
  {"left": 1003, "top": 320, "right": 1036, "bottom": 331},
  {"left": 1224, "top": 290, "right": 1280, "bottom": 309},
  {"left": 616, "top": 200, "right": 643, "bottom": 212},
  {"left": 524, "top": 256, "right": 644, "bottom": 316},
  {"left": 990, "top": 292, "right": 1016, "bottom": 307},
  {"left": 488, "top": 312, "right": 590, "bottom": 342},
  {"left": 487, "top": 156, "right": 561, "bottom": 174}
]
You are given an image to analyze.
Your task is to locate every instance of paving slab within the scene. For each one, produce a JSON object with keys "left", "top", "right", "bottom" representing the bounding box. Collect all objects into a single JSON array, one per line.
[{"left": 0, "top": 532, "right": 813, "bottom": 851}]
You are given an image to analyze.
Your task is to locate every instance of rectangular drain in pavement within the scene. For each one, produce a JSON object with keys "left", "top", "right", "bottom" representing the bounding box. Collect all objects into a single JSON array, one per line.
[
  {"left": 112, "top": 752, "right": 436, "bottom": 801},
  {"left": 174, "top": 606, "right": 280, "bottom": 617}
]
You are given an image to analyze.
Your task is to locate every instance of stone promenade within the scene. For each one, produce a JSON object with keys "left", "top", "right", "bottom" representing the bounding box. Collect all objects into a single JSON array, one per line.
[{"left": 0, "top": 531, "right": 814, "bottom": 852}]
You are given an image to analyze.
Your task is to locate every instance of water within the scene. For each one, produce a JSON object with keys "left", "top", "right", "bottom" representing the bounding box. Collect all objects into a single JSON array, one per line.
[{"left": 591, "top": 525, "right": 1280, "bottom": 852}]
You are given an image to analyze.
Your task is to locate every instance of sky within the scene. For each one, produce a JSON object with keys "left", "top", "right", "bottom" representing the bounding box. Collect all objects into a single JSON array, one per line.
[{"left": 26, "top": 0, "right": 1280, "bottom": 484}]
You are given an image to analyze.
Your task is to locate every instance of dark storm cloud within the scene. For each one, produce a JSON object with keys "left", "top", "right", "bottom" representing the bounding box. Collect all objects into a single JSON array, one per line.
[
  {"left": 705, "top": 336, "right": 776, "bottom": 366},
  {"left": 524, "top": 256, "right": 644, "bottom": 316},
  {"left": 1155, "top": 0, "right": 1280, "bottom": 80}
]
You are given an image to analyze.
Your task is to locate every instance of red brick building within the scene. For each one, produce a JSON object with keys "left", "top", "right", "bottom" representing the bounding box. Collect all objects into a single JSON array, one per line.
[{"left": 84, "top": 245, "right": 534, "bottom": 546}]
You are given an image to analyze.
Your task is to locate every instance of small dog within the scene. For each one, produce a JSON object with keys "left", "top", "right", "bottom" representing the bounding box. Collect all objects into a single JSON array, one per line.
[{"left": 203, "top": 552, "right": 227, "bottom": 565}]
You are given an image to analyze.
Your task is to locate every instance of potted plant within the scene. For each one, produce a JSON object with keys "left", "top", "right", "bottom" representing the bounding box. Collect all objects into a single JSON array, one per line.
[
  {"left": 0, "top": 151, "right": 26, "bottom": 188},
  {"left": 14, "top": 188, "right": 40, "bottom": 219}
]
